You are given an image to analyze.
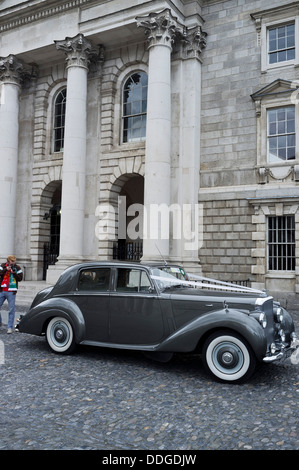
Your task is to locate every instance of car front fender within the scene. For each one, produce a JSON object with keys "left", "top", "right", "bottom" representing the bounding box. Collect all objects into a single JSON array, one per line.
[
  {"left": 157, "top": 308, "right": 267, "bottom": 359},
  {"left": 18, "top": 297, "right": 86, "bottom": 343}
]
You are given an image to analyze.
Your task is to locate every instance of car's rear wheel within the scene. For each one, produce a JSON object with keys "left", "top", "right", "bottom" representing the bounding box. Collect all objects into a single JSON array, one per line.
[
  {"left": 46, "top": 317, "right": 76, "bottom": 354},
  {"left": 202, "top": 330, "right": 256, "bottom": 383}
]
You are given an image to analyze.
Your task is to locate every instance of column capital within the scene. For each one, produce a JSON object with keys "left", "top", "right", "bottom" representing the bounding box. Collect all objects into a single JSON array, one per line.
[
  {"left": 136, "top": 8, "right": 184, "bottom": 49},
  {"left": 55, "top": 33, "right": 100, "bottom": 70},
  {"left": 0, "top": 55, "right": 26, "bottom": 86},
  {"left": 179, "top": 26, "right": 207, "bottom": 61}
]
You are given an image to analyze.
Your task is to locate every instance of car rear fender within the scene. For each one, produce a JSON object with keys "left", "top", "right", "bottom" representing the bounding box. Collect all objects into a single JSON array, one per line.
[
  {"left": 157, "top": 308, "right": 267, "bottom": 359},
  {"left": 18, "top": 297, "right": 85, "bottom": 343}
]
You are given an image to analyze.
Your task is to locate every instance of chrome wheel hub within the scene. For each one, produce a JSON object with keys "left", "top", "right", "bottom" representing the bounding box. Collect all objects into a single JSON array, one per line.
[
  {"left": 213, "top": 342, "right": 244, "bottom": 373},
  {"left": 222, "top": 351, "right": 234, "bottom": 364}
]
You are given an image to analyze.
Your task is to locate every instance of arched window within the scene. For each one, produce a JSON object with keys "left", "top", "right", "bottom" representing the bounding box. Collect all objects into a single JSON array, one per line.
[
  {"left": 53, "top": 88, "right": 67, "bottom": 152},
  {"left": 123, "top": 72, "right": 148, "bottom": 143}
]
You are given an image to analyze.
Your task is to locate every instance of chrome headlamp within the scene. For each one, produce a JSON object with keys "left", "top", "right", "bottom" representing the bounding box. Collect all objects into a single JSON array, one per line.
[
  {"left": 278, "top": 329, "right": 286, "bottom": 342},
  {"left": 270, "top": 343, "right": 276, "bottom": 354},
  {"left": 275, "top": 307, "right": 284, "bottom": 323},
  {"left": 259, "top": 312, "right": 267, "bottom": 329},
  {"left": 291, "top": 331, "right": 298, "bottom": 341}
]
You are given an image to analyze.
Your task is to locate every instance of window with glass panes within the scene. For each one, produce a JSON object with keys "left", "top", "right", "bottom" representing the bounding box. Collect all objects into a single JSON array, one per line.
[
  {"left": 268, "top": 215, "right": 295, "bottom": 271},
  {"left": 53, "top": 88, "right": 66, "bottom": 152},
  {"left": 123, "top": 72, "right": 148, "bottom": 143},
  {"left": 268, "top": 23, "right": 295, "bottom": 64},
  {"left": 267, "top": 106, "right": 295, "bottom": 162}
]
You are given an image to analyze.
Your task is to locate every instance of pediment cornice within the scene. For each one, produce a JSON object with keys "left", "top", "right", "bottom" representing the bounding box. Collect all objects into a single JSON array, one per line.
[
  {"left": 251, "top": 2, "right": 299, "bottom": 24},
  {"left": 0, "top": 0, "right": 93, "bottom": 32},
  {"left": 251, "top": 79, "right": 299, "bottom": 101}
]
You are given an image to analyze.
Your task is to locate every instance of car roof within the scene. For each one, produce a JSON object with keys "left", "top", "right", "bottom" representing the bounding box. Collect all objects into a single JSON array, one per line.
[
  {"left": 55, "top": 260, "right": 184, "bottom": 288},
  {"left": 66, "top": 261, "right": 183, "bottom": 270}
]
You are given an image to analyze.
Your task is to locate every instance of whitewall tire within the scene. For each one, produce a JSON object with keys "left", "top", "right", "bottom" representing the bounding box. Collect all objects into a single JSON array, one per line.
[
  {"left": 203, "top": 331, "right": 256, "bottom": 383},
  {"left": 46, "top": 317, "right": 76, "bottom": 354}
]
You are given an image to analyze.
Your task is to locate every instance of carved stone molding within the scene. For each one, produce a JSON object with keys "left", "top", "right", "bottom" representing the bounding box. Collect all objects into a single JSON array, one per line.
[
  {"left": 253, "top": 98, "right": 261, "bottom": 117},
  {"left": 257, "top": 167, "right": 268, "bottom": 184},
  {"left": 0, "top": 0, "right": 92, "bottom": 33},
  {"left": 294, "top": 165, "right": 299, "bottom": 181},
  {"left": 257, "top": 165, "right": 297, "bottom": 184},
  {"left": 0, "top": 54, "right": 27, "bottom": 85},
  {"left": 136, "top": 9, "right": 207, "bottom": 60},
  {"left": 54, "top": 33, "right": 100, "bottom": 70},
  {"left": 268, "top": 166, "right": 294, "bottom": 181},
  {"left": 136, "top": 8, "right": 185, "bottom": 49},
  {"left": 176, "top": 25, "right": 207, "bottom": 61}
]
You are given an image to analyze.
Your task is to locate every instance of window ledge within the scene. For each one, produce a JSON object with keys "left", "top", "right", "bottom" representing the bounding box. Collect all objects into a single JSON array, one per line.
[
  {"left": 264, "top": 60, "right": 296, "bottom": 72},
  {"left": 46, "top": 153, "right": 63, "bottom": 163},
  {"left": 113, "top": 141, "right": 146, "bottom": 152},
  {"left": 266, "top": 272, "right": 295, "bottom": 279}
]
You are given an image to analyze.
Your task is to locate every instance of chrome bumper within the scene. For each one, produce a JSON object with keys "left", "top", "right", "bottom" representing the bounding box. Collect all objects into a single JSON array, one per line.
[{"left": 263, "top": 337, "right": 299, "bottom": 363}]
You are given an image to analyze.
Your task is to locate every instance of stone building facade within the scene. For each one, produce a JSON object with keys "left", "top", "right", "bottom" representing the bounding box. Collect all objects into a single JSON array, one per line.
[
  {"left": 199, "top": 0, "right": 299, "bottom": 306},
  {"left": 0, "top": 0, "right": 299, "bottom": 305}
]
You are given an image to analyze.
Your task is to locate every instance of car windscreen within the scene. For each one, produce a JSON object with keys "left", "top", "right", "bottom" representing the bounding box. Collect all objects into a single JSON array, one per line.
[{"left": 150, "top": 266, "right": 189, "bottom": 291}]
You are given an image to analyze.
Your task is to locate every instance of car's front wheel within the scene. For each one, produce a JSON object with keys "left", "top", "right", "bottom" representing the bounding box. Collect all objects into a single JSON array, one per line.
[
  {"left": 46, "top": 317, "right": 76, "bottom": 354},
  {"left": 202, "top": 330, "right": 256, "bottom": 383}
]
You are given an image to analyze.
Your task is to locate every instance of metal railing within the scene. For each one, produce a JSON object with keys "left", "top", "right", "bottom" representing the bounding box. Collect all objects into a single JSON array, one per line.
[
  {"left": 113, "top": 241, "right": 143, "bottom": 261},
  {"left": 43, "top": 243, "right": 59, "bottom": 280}
]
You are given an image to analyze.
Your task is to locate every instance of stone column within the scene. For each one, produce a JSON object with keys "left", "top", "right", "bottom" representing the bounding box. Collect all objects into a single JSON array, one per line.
[
  {"left": 136, "top": 9, "right": 183, "bottom": 261},
  {"left": 49, "top": 34, "right": 97, "bottom": 279},
  {"left": 171, "top": 26, "right": 206, "bottom": 273},
  {"left": 0, "top": 55, "right": 24, "bottom": 258}
]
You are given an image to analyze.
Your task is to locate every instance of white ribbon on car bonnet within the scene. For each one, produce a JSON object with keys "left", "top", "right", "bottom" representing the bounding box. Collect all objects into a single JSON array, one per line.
[{"left": 150, "top": 271, "right": 265, "bottom": 295}]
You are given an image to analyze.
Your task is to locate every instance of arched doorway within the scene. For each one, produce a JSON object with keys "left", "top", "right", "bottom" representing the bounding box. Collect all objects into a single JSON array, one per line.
[
  {"left": 112, "top": 174, "right": 144, "bottom": 261},
  {"left": 41, "top": 183, "right": 61, "bottom": 279}
]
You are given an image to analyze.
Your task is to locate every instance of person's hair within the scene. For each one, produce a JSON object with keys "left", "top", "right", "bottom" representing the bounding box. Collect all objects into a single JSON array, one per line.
[{"left": 7, "top": 255, "right": 16, "bottom": 263}]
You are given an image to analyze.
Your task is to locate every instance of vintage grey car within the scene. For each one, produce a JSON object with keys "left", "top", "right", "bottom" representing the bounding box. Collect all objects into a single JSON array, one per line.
[{"left": 17, "top": 261, "right": 299, "bottom": 383}]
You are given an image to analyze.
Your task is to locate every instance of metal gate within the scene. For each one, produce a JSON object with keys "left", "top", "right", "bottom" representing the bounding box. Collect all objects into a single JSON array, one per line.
[
  {"left": 113, "top": 241, "right": 143, "bottom": 261},
  {"left": 42, "top": 204, "right": 61, "bottom": 280},
  {"left": 43, "top": 243, "right": 59, "bottom": 280}
]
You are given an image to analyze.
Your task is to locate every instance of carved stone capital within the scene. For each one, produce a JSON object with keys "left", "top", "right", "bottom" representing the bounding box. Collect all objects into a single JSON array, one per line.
[
  {"left": 178, "top": 25, "right": 207, "bottom": 60},
  {"left": 136, "top": 8, "right": 184, "bottom": 49},
  {"left": 55, "top": 33, "right": 100, "bottom": 70},
  {"left": 0, "top": 55, "right": 26, "bottom": 85}
]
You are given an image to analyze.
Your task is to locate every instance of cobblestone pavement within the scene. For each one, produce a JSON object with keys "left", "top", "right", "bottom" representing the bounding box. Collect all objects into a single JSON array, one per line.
[{"left": 0, "top": 305, "right": 298, "bottom": 451}]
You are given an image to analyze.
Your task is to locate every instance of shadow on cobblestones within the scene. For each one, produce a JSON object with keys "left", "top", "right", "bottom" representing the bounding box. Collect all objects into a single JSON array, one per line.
[{"left": 0, "top": 309, "right": 298, "bottom": 451}]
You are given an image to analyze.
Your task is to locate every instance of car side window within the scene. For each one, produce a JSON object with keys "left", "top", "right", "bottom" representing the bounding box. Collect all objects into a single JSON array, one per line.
[
  {"left": 116, "top": 268, "right": 152, "bottom": 292},
  {"left": 140, "top": 271, "right": 152, "bottom": 291},
  {"left": 78, "top": 268, "right": 110, "bottom": 292}
]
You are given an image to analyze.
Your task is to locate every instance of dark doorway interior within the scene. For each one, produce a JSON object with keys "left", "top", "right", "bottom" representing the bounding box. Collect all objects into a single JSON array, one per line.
[{"left": 43, "top": 186, "right": 61, "bottom": 280}]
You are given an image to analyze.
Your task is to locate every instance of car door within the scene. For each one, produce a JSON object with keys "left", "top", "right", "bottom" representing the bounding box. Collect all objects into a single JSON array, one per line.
[
  {"left": 109, "top": 267, "right": 164, "bottom": 345},
  {"left": 72, "top": 267, "right": 111, "bottom": 342}
]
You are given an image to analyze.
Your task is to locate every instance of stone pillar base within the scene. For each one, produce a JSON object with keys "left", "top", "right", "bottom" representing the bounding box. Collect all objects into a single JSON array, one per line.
[
  {"left": 46, "top": 257, "right": 84, "bottom": 284},
  {"left": 168, "top": 257, "right": 202, "bottom": 276},
  {"left": 46, "top": 265, "right": 66, "bottom": 284}
]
